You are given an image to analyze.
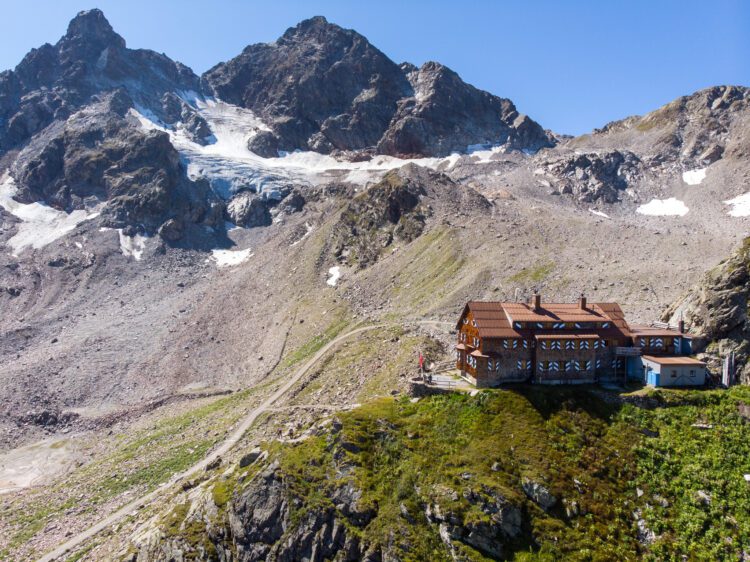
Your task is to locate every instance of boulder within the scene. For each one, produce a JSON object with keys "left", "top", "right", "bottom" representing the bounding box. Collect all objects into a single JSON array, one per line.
[
  {"left": 226, "top": 192, "right": 272, "bottom": 228},
  {"left": 239, "top": 447, "right": 264, "bottom": 468},
  {"left": 522, "top": 477, "right": 557, "bottom": 511},
  {"left": 158, "top": 218, "right": 183, "bottom": 242},
  {"left": 537, "top": 150, "right": 641, "bottom": 203},
  {"left": 246, "top": 130, "right": 280, "bottom": 158}
]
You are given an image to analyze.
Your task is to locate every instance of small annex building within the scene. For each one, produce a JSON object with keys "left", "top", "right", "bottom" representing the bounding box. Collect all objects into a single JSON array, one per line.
[
  {"left": 641, "top": 355, "right": 707, "bottom": 387},
  {"left": 455, "top": 294, "right": 707, "bottom": 387}
]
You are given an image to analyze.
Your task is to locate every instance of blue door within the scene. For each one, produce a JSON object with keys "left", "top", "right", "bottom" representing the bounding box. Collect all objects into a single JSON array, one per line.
[{"left": 647, "top": 369, "right": 660, "bottom": 386}]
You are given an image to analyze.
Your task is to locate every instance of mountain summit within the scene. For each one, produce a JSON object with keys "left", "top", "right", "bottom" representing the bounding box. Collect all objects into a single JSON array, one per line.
[
  {"left": 62, "top": 8, "right": 127, "bottom": 53},
  {"left": 202, "top": 16, "right": 553, "bottom": 157},
  {"left": 0, "top": 9, "right": 199, "bottom": 152}
]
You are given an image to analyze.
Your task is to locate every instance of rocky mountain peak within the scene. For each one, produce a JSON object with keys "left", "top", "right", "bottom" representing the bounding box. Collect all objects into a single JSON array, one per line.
[
  {"left": 60, "top": 9, "right": 126, "bottom": 53},
  {"left": 0, "top": 9, "right": 199, "bottom": 153},
  {"left": 280, "top": 15, "right": 335, "bottom": 39},
  {"left": 203, "top": 17, "right": 553, "bottom": 157}
]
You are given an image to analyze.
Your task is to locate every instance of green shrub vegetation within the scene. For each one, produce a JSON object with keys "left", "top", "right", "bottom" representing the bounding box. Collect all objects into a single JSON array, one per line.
[{"left": 266, "top": 386, "right": 750, "bottom": 561}]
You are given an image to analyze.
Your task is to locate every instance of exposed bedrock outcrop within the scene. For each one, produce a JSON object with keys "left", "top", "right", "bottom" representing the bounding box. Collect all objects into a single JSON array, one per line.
[
  {"left": 664, "top": 237, "right": 750, "bottom": 382},
  {"left": 535, "top": 150, "right": 641, "bottom": 203},
  {"left": 10, "top": 90, "right": 223, "bottom": 238}
]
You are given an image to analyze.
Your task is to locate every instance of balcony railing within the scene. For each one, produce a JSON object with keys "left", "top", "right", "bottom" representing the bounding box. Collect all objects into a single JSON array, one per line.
[{"left": 615, "top": 347, "right": 642, "bottom": 356}]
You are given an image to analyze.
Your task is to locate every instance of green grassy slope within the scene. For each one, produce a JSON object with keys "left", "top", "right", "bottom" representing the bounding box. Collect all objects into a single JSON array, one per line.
[{"left": 265, "top": 386, "right": 750, "bottom": 561}]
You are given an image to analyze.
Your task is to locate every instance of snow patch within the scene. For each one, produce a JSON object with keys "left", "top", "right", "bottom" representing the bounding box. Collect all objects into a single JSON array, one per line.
[
  {"left": 466, "top": 144, "right": 507, "bottom": 164},
  {"left": 210, "top": 248, "right": 253, "bottom": 267},
  {"left": 327, "top": 266, "right": 341, "bottom": 287},
  {"left": 0, "top": 175, "right": 100, "bottom": 256},
  {"left": 589, "top": 209, "right": 610, "bottom": 219},
  {"left": 724, "top": 193, "right": 750, "bottom": 217},
  {"left": 636, "top": 198, "right": 689, "bottom": 217},
  {"left": 128, "top": 98, "right": 509, "bottom": 199},
  {"left": 118, "top": 230, "right": 148, "bottom": 260},
  {"left": 682, "top": 168, "right": 707, "bottom": 185}
]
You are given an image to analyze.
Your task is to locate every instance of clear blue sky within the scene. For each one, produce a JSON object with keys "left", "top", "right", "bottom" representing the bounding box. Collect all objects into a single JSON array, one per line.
[{"left": 2, "top": 0, "right": 748, "bottom": 135}]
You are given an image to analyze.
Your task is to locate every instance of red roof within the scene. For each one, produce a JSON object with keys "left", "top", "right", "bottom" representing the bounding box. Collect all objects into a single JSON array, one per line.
[
  {"left": 503, "top": 302, "right": 610, "bottom": 323},
  {"left": 458, "top": 299, "right": 631, "bottom": 340}
]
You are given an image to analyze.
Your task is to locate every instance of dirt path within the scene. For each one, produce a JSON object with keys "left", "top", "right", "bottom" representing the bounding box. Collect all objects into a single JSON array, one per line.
[{"left": 37, "top": 320, "right": 446, "bottom": 562}]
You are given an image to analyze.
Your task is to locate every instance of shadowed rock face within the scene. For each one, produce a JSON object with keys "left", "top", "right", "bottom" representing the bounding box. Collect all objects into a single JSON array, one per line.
[
  {"left": 664, "top": 238, "right": 750, "bottom": 382},
  {"left": 377, "top": 61, "right": 552, "bottom": 157},
  {"left": 202, "top": 16, "right": 554, "bottom": 157},
  {"left": 11, "top": 90, "right": 223, "bottom": 235},
  {"left": 0, "top": 9, "right": 200, "bottom": 153}
]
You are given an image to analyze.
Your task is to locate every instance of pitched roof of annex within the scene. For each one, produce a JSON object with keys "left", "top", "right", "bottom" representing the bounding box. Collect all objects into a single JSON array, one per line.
[
  {"left": 642, "top": 355, "right": 706, "bottom": 366},
  {"left": 629, "top": 325, "right": 687, "bottom": 338}
]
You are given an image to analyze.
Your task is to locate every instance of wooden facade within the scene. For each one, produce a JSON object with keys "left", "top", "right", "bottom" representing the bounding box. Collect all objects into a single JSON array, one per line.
[{"left": 455, "top": 295, "right": 681, "bottom": 387}]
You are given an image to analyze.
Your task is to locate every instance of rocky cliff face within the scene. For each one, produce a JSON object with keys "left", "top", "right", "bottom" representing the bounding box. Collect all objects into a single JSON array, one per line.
[
  {"left": 0, "top": 9, "right": 200, "bottom": 154},
  {"left": 9, "top": 89, "right": 222, "bottom": 236},
  {"left": 202, "top": 16, "right": 554, "bottom": 157},
  {"left": 326, "top": 164, "right": 490, "bottom": 268},
  {"left": 664, "top": 238, "right": 750, "bottom": 382},
  {"left": 128, "top": 418, "right": 529, "bottom": 562},
  {"left": 534, "top": 149, "right": 642, "bottom": 203}
]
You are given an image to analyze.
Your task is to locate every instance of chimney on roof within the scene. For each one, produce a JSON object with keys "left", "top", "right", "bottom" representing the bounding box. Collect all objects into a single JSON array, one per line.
[
  {"left": 578, "top": 294, "right": 587, "bottom": 310},
  {"left": 531, "top": 293, "right": 541, "bottom": 311},
  {"left": 678, "top": 319, "right": 685, "bottom": 334}
]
